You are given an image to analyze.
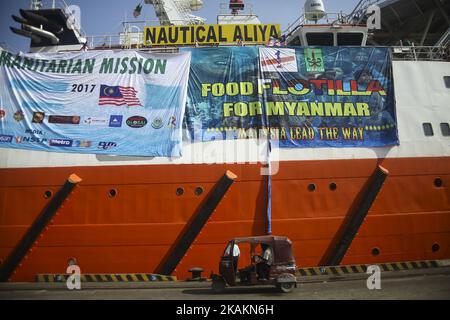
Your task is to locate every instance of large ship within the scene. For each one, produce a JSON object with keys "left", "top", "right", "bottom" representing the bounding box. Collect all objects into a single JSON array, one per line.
[{"left": 0, "top": 0, "right": 449, "bottom": 281}]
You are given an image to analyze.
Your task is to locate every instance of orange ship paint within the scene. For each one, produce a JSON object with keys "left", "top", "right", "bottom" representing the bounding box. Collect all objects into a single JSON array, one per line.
[{"left": 0, "top": 157, "right": 448, "bottom": 281}]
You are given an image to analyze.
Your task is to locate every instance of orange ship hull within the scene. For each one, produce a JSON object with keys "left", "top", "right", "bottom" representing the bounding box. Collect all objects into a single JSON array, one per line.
[{"left": 0, "top": 156, "right": 449, "bottom": 281}]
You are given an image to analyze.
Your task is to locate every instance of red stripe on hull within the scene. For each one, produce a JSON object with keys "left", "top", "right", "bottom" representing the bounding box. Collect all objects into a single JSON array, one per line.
[{"left": 0, "top": 157, "right": 449, "bottom": 281}]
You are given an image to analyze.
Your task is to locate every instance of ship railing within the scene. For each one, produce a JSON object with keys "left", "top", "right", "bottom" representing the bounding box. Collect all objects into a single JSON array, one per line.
[
  {"left": 86, "top": 34, "right": 145, "bottom": 50},
  {"left": 84, "top": 34, "right": 180, "bottom": 52},
  {"left": 391, "top": 45, "right": 449, "bottom": 61},
  {"left": 86, "top": 35, "right": 119, "bottom": 50},
  {"left": 30, "top": 0, "right": 71, "bottom": 10},
  {"left": 284, "top": 12, "right": 353, "bottom": 36},
  {"left": 122, "top": 19, "right": 192, "bottom": 31}
]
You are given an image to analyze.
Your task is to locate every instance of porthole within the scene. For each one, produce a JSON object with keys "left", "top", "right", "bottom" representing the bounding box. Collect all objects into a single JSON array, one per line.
[
  {"left": 432, "top": 243, "right": 440, "bottom": 253},
  {"left": 422, "top": 123, "right": 434, "bottom": 136},
  {"left": 44, "top": 190, "right": 53, "bottom": 199},
  {"left": 307, "top": 184, "right": 316, "bottom": 192},
  {"left": 194, "top": 187, "right": 204, "bottom": 196},
  {"left": 176, "top": 187, "right": 184, "bottom": 196},
  {"left": 329, "top": 183, "right": 337, "bottom": 191},
  {"left": 108, "top": 189, "right": 117, "bottom": 198},
  {"left": 434, "top": 178, "right": 443, "bottom": 188},
  {"left": 444, "top": 76, "right": 450, "bottom": 88},
  {"left": 440, "top": 123, "right": 450, "bottom": 136},
  {"left": 371, "top": 247, "right": 380, "bottom": 256}
]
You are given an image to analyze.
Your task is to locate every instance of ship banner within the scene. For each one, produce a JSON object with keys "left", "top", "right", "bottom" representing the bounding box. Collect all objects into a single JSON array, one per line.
[
  {"left": 184, "top": 46, "right": 399, "bottom": 147},
  {"left": 144, "top": 24, "right": 281, "bottom": 46},
  {"left": 0, "top": 49, "right": 191, "bottom": 157}
]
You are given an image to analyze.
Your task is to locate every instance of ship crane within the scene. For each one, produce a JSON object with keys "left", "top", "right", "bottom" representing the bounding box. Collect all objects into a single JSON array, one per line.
[
  {"left": 9, "top": 0, "right": 87, "bottom": 52},
  {"left": 144, "top": 0, "right": 205, "bottom": 25}
]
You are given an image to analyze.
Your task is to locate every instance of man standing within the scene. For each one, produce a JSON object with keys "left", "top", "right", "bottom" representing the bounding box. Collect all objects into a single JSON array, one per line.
[
  {"left": 226, "top": 242, "right": 241, "bottom": 274},
  {"left": 232, "top": 243, "right": 240, "bottom": 274}
]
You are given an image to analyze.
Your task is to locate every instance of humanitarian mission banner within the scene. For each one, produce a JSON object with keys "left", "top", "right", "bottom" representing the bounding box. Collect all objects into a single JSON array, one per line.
[
  {"left": 184, "top": 46, "right": 399, "bottom": 147},
  {"left": 0, "top": 49, "right": 190, "bottom": 157}
]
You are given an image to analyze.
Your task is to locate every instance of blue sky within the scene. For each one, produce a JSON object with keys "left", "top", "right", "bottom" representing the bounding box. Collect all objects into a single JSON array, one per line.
[{"left": 0, "top": 0, "right": 358, "bottom": 52}]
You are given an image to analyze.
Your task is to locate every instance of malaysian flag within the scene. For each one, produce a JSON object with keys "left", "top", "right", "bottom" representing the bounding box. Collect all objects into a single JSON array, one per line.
[{"left": 99, "top": 85, "right": 143, "bottom": 107}]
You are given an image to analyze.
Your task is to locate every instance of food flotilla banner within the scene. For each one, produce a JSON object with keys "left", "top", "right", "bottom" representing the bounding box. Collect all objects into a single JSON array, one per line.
[
  {"left": 0, "top": 49, "right": 191, "bottom": 157},
  {"left": 185, "top": 46, "right": 399, "bottom": 147}
]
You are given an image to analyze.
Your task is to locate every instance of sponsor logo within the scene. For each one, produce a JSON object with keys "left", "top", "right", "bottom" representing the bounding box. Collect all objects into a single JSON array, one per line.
[
  {"left": 0, "top": 135, "right": 13, "bottom": 143},
  {"left": 48, "top": 115, "right": 80, "bottom": 125},
  {"left": 14, "top": 111, "right": 25, "bottom": 122},
  {"left": 126, "top": 116, "right": 147, "bottom": 128},
  {"left": 83, "top": 117, "right": 107, "bottom": 125},
  {"left": 167, "top": 116, "right": 176, "bottom": 128},
  {"left": 98, "top": 141, "right": 117, "bottom": 150},
  {"left": 0, "top": 109, "right": 5, "bottom": 119},
  {"left": 16, "top": 136, "right": 47, "bottom": 144},
  {"left": 74, "top": 140, "right": 92, "bottom": 148},
  {"left": 109, "top": 115, "right": 123, "bottom": 127},
  {"left": 25, "top": 129, "right": 44, "bottom": 135},
  {"left": 32, "top": 112, "right": 45, "bottom": 123},
  {"left": 151, "top": 117, "right": 163, "bottom": 129},
  {"left": 304, "top": 48, "right": 323, "bottom": 73},
  {"left": 49, "top": 139, "right": 73, "bottom": 147}
]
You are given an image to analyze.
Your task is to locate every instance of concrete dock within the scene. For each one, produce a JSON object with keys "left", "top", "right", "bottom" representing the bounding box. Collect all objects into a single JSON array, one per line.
[{"left": 1, "top": 266, "right": 449, "bottom": 300}]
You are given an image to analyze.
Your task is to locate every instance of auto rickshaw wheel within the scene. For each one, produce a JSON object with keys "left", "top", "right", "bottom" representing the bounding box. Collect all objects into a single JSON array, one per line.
[
  {"left": 212, "top": 278, "right": 226, "bottom": 294},
  {"left": 278, "top": 282, "right": 294, "bottom": 293}
]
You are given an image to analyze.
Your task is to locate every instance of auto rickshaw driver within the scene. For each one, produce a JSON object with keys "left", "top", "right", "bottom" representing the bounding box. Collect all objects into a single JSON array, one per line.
[{"left": 256, "top": 243, "right": 273, "bottom": 280}]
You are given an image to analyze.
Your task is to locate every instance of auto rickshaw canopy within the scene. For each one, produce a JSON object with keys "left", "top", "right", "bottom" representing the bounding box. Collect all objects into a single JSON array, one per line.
[{"left": 229, "top": 235, "right": 295, "bottom": 265}]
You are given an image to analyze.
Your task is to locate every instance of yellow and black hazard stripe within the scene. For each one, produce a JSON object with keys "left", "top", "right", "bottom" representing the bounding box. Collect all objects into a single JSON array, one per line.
[
  {"left": 35, "top": 273, "right": 177, "bottom": 283},
  {"left": 297, "top": 260, "right": 441, "bottom": 277}
]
